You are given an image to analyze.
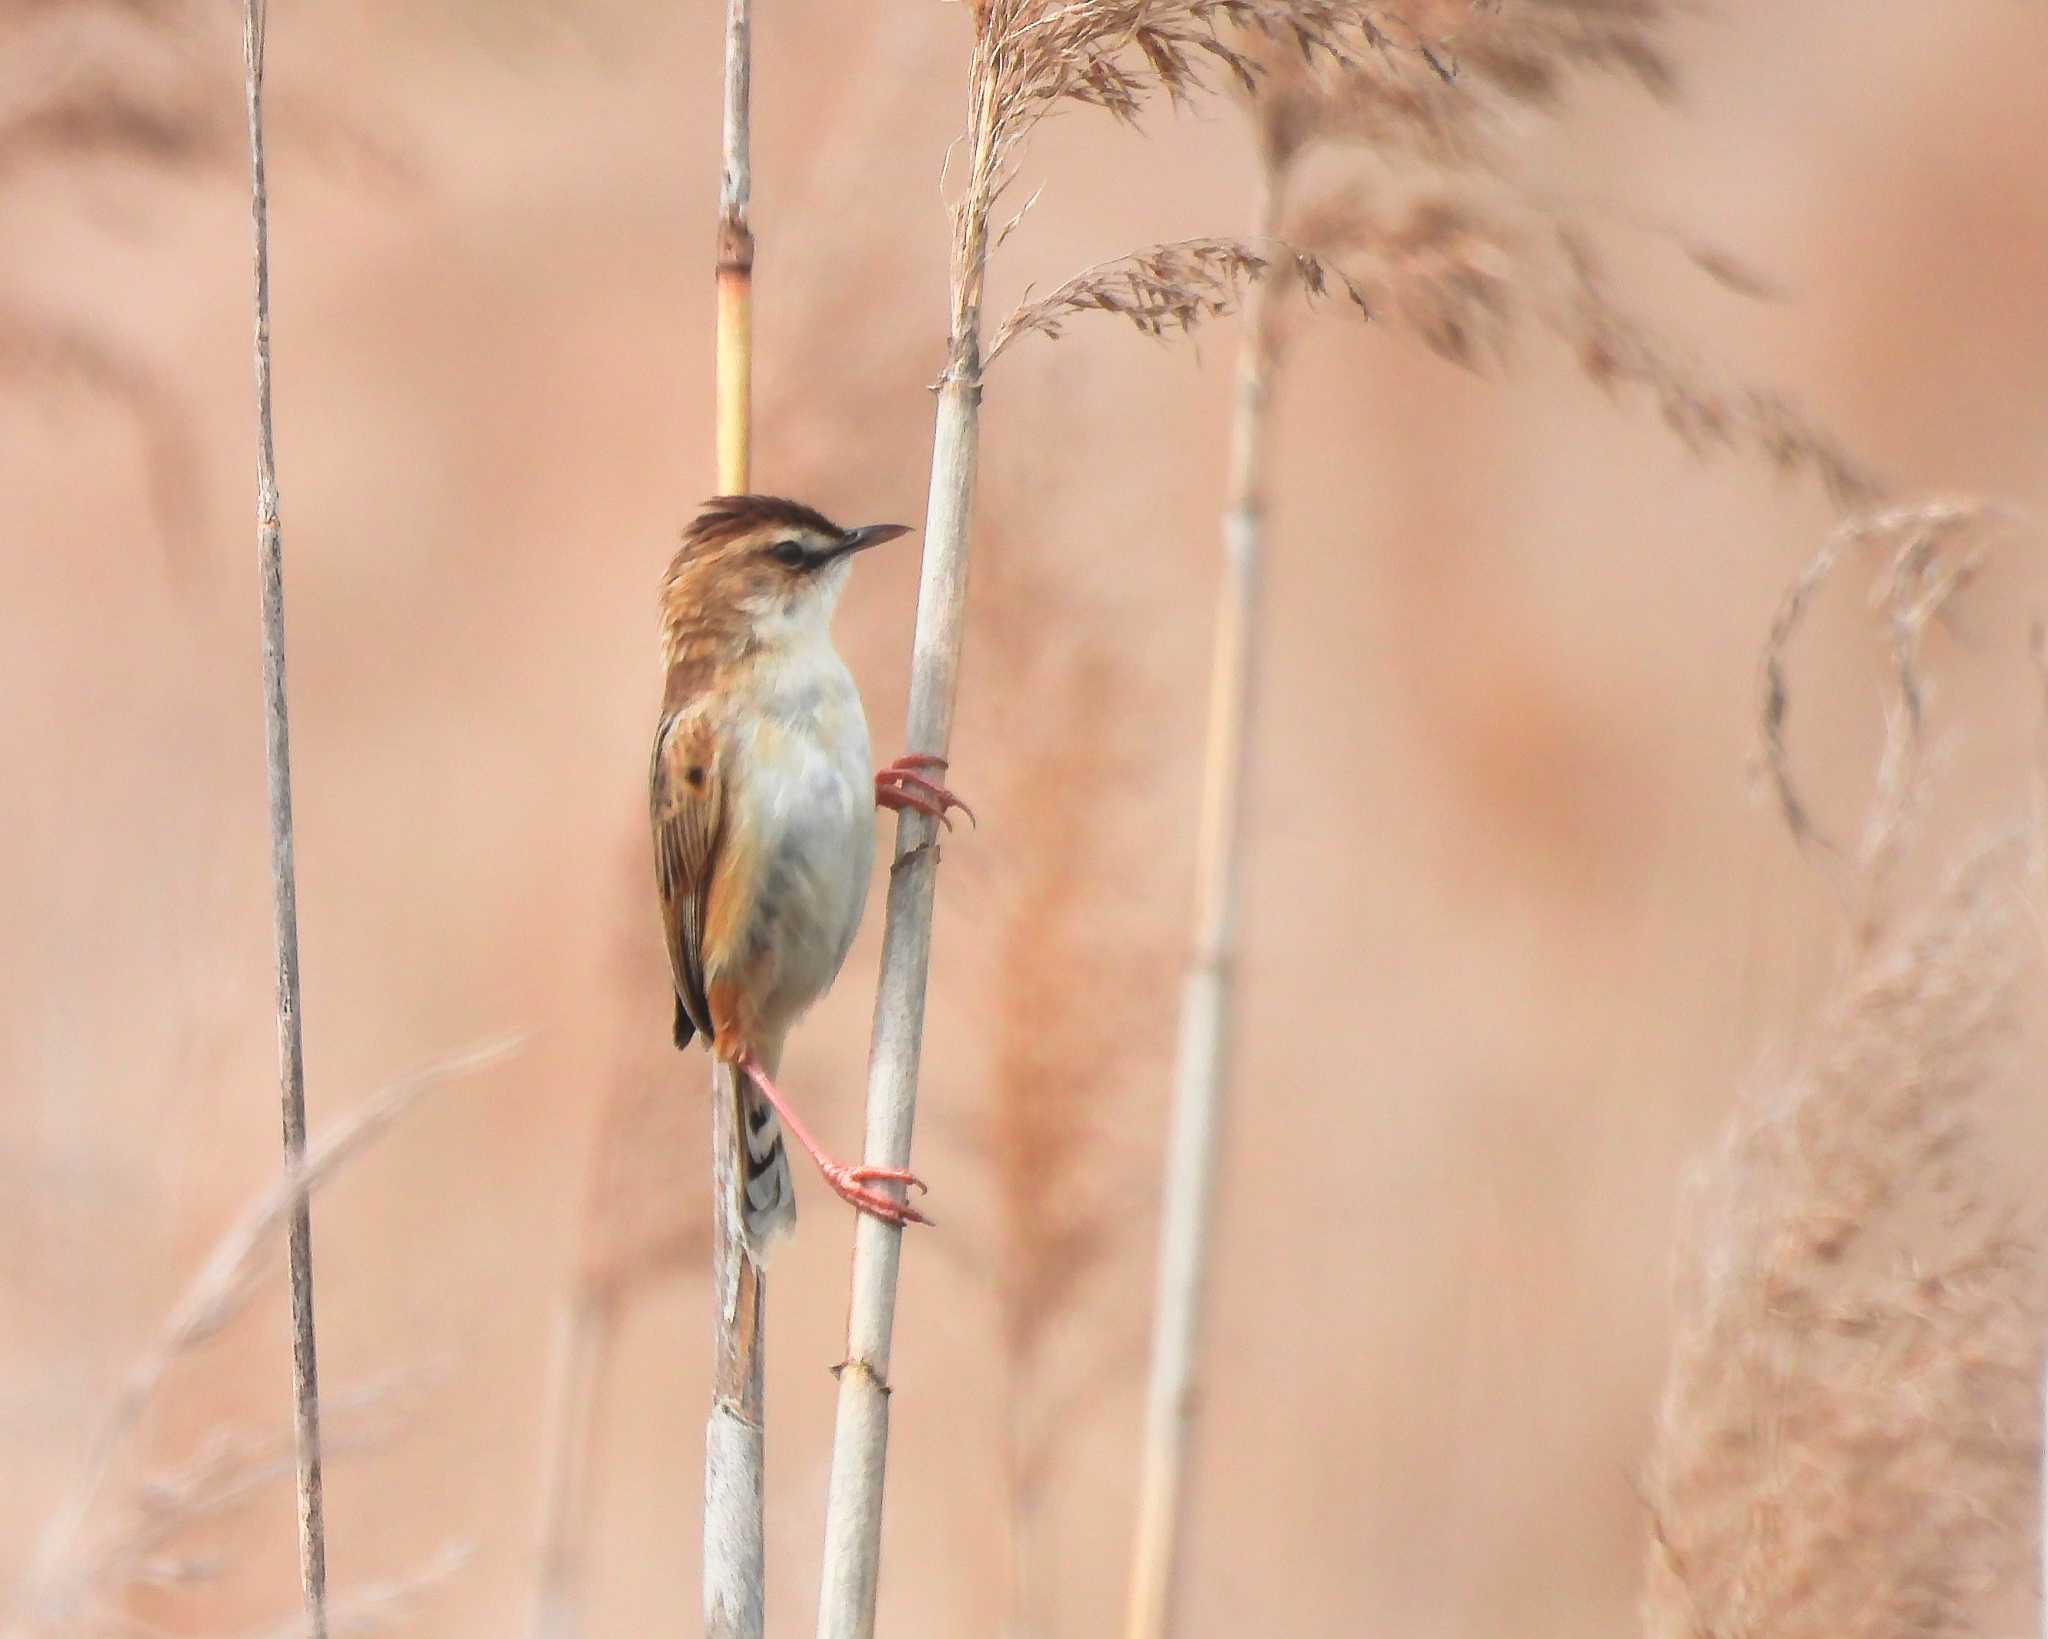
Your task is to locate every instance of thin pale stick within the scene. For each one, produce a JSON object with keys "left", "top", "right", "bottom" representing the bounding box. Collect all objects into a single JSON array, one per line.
[
  {"left": 1124, "top": 158, "right": 1281, "bottom": 1639},
  {"left": 705, "top": 1, "right": 765, "bottom": 1635},
  {"left": 813, "top": 82, "right": 994, "bottom": 1639},
  {"left": 241, "top": 2, "right": 327, "bottom": 1631}
]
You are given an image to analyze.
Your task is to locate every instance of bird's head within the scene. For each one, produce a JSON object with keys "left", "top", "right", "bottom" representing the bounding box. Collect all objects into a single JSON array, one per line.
[{"left": 661, "top": 495, "right": 910, "bottom": 655}]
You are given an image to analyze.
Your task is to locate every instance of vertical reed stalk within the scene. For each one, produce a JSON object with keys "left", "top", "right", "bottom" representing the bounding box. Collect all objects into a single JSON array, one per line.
[
  {"left": 813, "top": 48, "right": 995, "bottom": 1639},
  {"left": 705, "top": 5, "right": 764, "bottom": 1637},
  {"left": 1124, "top": 159, "right": 1282, "bottom": 1639},
  {"left": 241, "top": 4, "right": 327, "bottom": 1633},
  {"left": 715, "top": 0, "right": 753, "bottom": 495}
]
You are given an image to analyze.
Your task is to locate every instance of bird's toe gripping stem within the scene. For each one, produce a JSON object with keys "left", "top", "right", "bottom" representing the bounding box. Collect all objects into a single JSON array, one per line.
[{"left": 874, "top": 753, "right": 975, "bottom": 830}]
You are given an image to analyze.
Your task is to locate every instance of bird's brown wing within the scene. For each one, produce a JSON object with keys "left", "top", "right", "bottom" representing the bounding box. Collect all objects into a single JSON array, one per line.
[{"left": 650, "top": 709, "right": 725, "bottom": 1048}]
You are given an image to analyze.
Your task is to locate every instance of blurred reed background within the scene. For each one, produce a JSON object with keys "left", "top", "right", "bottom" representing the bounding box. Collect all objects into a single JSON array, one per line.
[{"left": 4, "top": 1, "right": 2048, "bottom": 1635}]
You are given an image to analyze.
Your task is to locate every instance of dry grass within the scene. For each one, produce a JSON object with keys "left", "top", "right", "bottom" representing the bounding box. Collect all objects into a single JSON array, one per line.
[
  {"left": 9, "top": 1037, "right": 519, "bottom": 1639},
  {"left": 988, "top": 2, "right": 1873, "bottom": 505},
  {"left": 1255, "top": 4, "right": 1875, "bottom": 502},
  {"left": 1643, "top": 507, "right": 2048, "bottom": 1639},
  {"left": 1758, "top": 499, "right": 2035, "bottom": 909},
  {"left": 1641, "top": 838, "right": 2044, "bottom": 1639}
]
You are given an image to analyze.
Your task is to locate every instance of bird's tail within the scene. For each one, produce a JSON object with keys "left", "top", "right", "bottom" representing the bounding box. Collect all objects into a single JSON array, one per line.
[{"left": 718, "top": 1053, "right": 795, "bottom": 1256}]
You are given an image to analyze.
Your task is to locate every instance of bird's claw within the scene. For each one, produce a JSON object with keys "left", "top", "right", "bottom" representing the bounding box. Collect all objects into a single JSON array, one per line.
[
  {"left": 875, "top": 755, "right": 976, "bottom": 830},
  {"left": 822, "top": 1161, "right": 933, "bottom": 1228}
]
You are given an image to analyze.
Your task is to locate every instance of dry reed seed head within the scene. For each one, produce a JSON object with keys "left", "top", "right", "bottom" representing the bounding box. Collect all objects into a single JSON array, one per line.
[
  {"left": 1757, "top": 501, "right": 2032, "bottom": 911},
  {"left": 1279, "top": 169, "right": 1879, "bottom": 493},
  {"left": 988, "top": 235, "right": 1370, "bottom": 359},
  {"left": 959, "top": 0, "right": 1416, "bottom": 225},
  {"left": 1642, "top": 839, "right": 2046, "bottom": 1639},
  {"left": 25, "top": 1368, "right": 446, "bottom": 1634},
  {"left": 1243, "top": 0, "right": 1684, "bottom": 170}
]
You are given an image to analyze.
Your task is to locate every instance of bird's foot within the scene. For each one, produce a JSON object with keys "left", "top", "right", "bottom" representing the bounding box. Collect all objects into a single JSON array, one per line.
[
  {"left": 738, "top": 1050, "right": 933, "bottom": 1230},
  {"left": 818, "top": 1161, "right": 933, "bottom": 1229},
  {"left": 875, "top": 753, "right": 975, "bottom": 830}
]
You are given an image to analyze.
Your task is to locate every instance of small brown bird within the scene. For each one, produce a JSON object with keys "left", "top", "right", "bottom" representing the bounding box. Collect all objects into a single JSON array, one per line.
[{"left": 650, "top": 495, "right": 969, "bottom": 1249}]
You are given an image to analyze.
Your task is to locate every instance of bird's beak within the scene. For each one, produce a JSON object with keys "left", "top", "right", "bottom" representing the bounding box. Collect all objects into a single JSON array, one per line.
[{"left": 828, "top": 522, "right": 912, "bottom": 561}]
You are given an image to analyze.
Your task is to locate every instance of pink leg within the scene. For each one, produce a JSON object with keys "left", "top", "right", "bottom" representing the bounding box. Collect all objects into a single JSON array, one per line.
[
  {"left": 737, "top": 1050, "right": 931, "bottom": 1228},
  {"left": 875, "top": 754, "right": 976, "bottom": 829}
]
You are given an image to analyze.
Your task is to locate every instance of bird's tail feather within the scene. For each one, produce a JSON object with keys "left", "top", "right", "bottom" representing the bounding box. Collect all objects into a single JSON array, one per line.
[{"left": 721, "top": 1054, "right": 796, "bottom": 1256}]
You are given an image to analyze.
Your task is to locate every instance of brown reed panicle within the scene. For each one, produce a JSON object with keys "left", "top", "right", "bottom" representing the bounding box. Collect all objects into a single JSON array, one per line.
[
  {"left": 7, "top": 1037, "right": 517, "bottom": 1639},
  {"left": 977, "top": 0, "right": 1655, "bottom": 350},
  {"left": 1248, "top": 0, "right": 1876, "bottom": 503},
  {"left": 1641, "top": 841, "right": 2045, "bottom": 1639},
  {"left": 988, "top": 236, "right": 1368, "bottom": 359},
  {"left": 993, "top": 3, "right": 1878, "bottom": 506},
  {"left": 952, "top": 0, "right": 1412, "bottom": 352},
  {"left": 1642, "top": 509, "right": 2048, "bottom": 1639},
  {"left": 1758, "top": 499, "right": 2036, "bottom": 921}
]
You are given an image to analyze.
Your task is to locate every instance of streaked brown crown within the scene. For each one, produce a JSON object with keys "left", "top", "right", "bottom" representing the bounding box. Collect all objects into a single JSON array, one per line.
[
  {"left": 659, "top": 495, "right": 854, "bottom": 695},
  {"left": 685, "top": 494, "right": 844, "bottom": 553}
]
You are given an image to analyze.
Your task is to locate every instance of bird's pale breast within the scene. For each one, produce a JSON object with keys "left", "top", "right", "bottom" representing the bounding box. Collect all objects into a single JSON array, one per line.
[{"left": 726, "top": 638, "right": 874, "bottom": 1035}]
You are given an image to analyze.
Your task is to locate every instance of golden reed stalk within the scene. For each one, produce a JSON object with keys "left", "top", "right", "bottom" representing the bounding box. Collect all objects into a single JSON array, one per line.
[{"left": 705, "top": 3, "right": 765, "bottom": 1637}]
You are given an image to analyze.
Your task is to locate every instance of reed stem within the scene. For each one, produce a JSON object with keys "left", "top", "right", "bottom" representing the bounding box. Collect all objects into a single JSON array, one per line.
[
  {"left": 814, "top": 59, "right": 993, "bottom": 1625},
  {"left": 704, "top": 2, "right": 765, "bottom": 1635},
  {"left": 241, "top": 4, "right": 328, "bottom": 1632},
  {"left": 1123, "top": 158, "right": 1281, "bottom": 1639}
]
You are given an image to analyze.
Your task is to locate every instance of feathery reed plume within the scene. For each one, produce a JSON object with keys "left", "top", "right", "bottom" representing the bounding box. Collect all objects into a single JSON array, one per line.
[
  {"left": 530, "top": 842, "right": 710, "bottom": 1639},
  {"left": 814, "top": 8, "right": 1394, "bottom": 1635},
  {"left": 1123, "top": 11, "right": 1890, "bottom": 1630},
  {"left": 1758, "top": 498, "right": 2032, "bottom": 930},
  {"left": 239, "top": 2, "right": 328, "bottom": 1626},
  {"left": 1644, "top": 512, "right": 2048, "bottom": 1638},
  {"left": 705, "top": 5, "right": 766, "bottom": 1637},
  {"left": 10, "top": 1035, "right": 520, "bottom": 1638},
  {"left": 1256, "top": 2, "right": 1875, "bottom": 501},
  {"left": 1642, "top": 843, "right": 2043, "bottom": 1639}
]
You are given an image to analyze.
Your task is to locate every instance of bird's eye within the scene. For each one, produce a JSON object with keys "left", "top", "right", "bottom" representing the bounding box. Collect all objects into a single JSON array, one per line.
[{"left": 768, "top": 540, "right": 808, "bottom": 568}]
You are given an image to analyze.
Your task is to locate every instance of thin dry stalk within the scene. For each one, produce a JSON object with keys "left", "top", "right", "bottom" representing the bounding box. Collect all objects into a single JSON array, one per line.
[
  {"left": 716, "top": 0, "right": 753, "bottom": 494},
  {"left": 1110, "top": 18, "right": 1888, "bottom": 1628},
  {"left": 240, "top": 4, "right": 325, "bottom": 1626},
  {"left": 813, "top": 16, "right": 1004, "bottom": 1638},
  {"left": 817, "top": 10, "right": 1397, "bottom": 1636},
  {"left": 706, "top": 4, "right": 765, "bottom": 1637},
  {"left": 1123, "top": 157, "right": 1282, "bottom": 1639},
  {"left": 11, "top": 1035, "right": 520, "bottom": 1639}
]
